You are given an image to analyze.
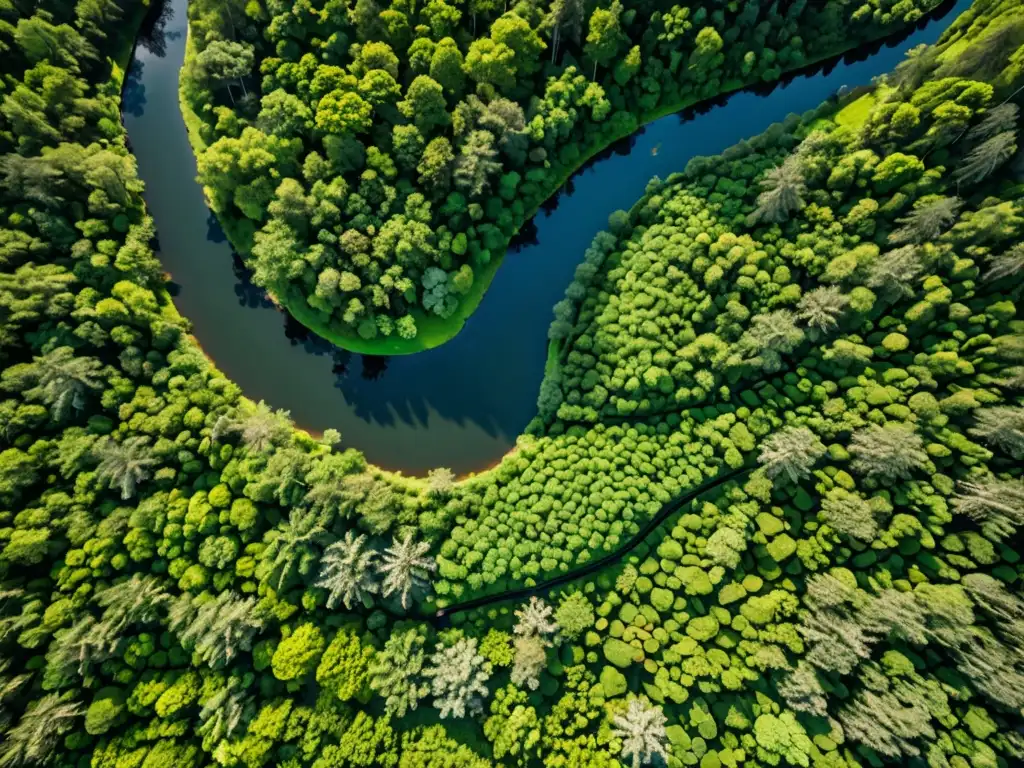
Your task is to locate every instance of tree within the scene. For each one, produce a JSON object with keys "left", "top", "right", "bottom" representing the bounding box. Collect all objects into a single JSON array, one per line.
[
  {"left": 197, "top": 679, "right": 255, "bottom": 750},
  {"left": 584, "top": 0, "right": 625, "bottom": 79},
  {"left": 510, "top": 635, "right": 548, "bottom": 691},
  {"left": 953, "top": 131, "right": 1018, "bottom": 186},
  {"left": 796, "top": 286, "right": 849, "bottom": 333},
  {"left": 820, "top": 488, "right": 878, "bottom": 542},
  {"left": 839, "top": 687, "right": 935, "bottom": 759},
  {"left": 369, "top": 627, "right": 430, "bottom": 717},
  {"left": 93, "top": 574, "right": 169, "bottom": 638},
  {"left": 0, "top": 694, "right": 83, "bottom": 768},
  {"left": 545, "top": 0, "right": 585, "bottom": 63},
  {"left": 969, "top": 406, "right": 1024, "bottom": 458},
  {"left": 302, "top": 450, "right": 369, "bottom": 515},
  {"left": 316, "top": 90, "right": 373, "bottom": 135},
  {"left": 610, "top": 697, "right": 669, "bottom": 768},
  {"left": 491, "top": 13, "right": 545, "bottom": 77},
  {"left": 484, "top": 685, "right": 541, "bottom": 765},
  {"left": 427, "top": 467, "right": 456, "bottom": 497},
  {"left": 758, "top": 426, "right": 826, "bottom": 483},
  {"left": 429, "top": 38, "right": 465, "bottom": 95},
  {"left": 514, "top": 597, "right": 559, "bottom": 640},
  {"left": 748, "top": 156, "right": 806, "bottom": 224},
  {"left": 259, "top": 89, "right": 312, "bottom": 137},
  {"left": 378, "top": 534, "right": 435, "bottom": 610},
  {"left": 44, "top": 616, "right": 109, "bottom": 688},
  {"left": 417, "top": 137, "right": 455, "bottom": 195},
  {"left": 968, "top": 103, "right": 1020, "bottom": 144},
  {"left": 464, "top": 39, "right": 517, "bottom": 91},
  {"left": 753, "top": 712, "right": 814, "bottom": 767},
  {"left": 778, "top": 661, "right": 828, "bottom": 718},
  {"left": 454, "top": 130, "right": 501, "bottom": 196},
  {"left": 952, "top": 476, "right": 1024, "bottom": 541},
  {"left": 213, "top": 400, "right": 291, "bottom": 453},
  {"left": 260, "top": 507, "right": 329, "bottom": 592},
  {"left": 93, "top": 436, "right": 156, "bottom": 500},
  {"left": 317, "top": 628, "right": 374, "bottom": 701},
  {"left": 984, "top": 243, "right": 1024, "bottom": 282},
  {"left": 169, "top": 591, "right": 263, "bottom": 669},
  {"left": 957, "top": 629, "right": 1024, "bottom": 710},
  {"left": 316, "top": 530, "right": 379, "bottom": 610},
  {"left": 195, "top": 41, "right": 254, "bottom": 103},
  {"left": 554, "top": 591, "right": 594, "bottom": 640},
  {"left": 271, "top": 623, "right": 326, "bottom": 682},
  {"left": 865, "top": 245, "right": 923, "bottom": 300},
  {"left": 735, "top": 310, "right": 805, "bottom": 372},
  {"left": 888, "top": 196, "right": 961, "bottom": 244},
  {"left": 423, "top": 638, "right": 492, "bottom": 718},
  {"left": 848, "top": 423, "right": 927, "bottom": 482},
  {"left": 398, "top": 76, "right": 449, "bottom": 132},
  {"left": 13, "top": 346, "right": 104, "bottom": 421}
]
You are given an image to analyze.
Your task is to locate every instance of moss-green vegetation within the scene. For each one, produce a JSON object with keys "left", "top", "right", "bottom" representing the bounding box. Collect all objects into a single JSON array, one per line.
[
  {"left": 182, "top": 0, "right": 947, "bottom": 353},
  {"left": 2, "top": 0, "right": 1024, "bottom": 766}
]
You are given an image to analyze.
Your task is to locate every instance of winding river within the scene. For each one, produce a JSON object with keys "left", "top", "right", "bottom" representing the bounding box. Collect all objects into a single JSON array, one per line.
[{"left": 123, "top": 0, "right": 970, "bottom": 476}]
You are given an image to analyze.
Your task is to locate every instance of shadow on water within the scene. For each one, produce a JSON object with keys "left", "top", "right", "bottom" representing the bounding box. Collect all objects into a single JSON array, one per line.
[{"left": 123, "top": 0, "right": 968, "bottom": 474}]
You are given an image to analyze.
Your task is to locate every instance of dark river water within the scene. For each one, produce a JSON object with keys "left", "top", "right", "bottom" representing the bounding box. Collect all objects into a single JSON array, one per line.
[{"left": 123, "top": 0, "right": 969, "bottom": 475}]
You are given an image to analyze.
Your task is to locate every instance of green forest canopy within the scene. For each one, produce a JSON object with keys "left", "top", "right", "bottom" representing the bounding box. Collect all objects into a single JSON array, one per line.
[
  {"left": 183, "top": 0, "right": 950, "bottom": 352},
  {"left": 0, "top": 0, "right": 1024, "bottom": 766}
]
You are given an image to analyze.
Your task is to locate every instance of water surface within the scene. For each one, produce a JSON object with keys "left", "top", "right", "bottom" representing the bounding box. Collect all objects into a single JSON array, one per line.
[{"left": 123, "top": 0, "right": 969, "bottom": 474}]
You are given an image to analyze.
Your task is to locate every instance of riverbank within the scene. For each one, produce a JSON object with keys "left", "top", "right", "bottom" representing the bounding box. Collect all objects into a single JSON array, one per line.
[{"left": 178, "top": 0, "right": 956, "bottom": 357}]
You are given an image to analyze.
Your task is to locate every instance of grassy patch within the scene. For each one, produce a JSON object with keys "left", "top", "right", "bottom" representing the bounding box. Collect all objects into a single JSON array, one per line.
[{"left": 835, "top": 92, "right": 877, "bottom": 129}]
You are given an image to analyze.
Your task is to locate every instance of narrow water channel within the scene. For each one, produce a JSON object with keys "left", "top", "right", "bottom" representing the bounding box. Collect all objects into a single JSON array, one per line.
[{"left": 123, "top": 0, "right": 970, "bottom": 476}]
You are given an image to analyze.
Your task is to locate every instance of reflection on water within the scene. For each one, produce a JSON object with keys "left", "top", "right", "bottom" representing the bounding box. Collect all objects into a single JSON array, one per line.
[{"left": 123, "top": 0, "right": 968, "bottom": 474}]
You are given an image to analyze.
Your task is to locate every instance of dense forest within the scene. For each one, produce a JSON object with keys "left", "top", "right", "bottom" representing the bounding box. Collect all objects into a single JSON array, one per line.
[
  {"left": 1, "top": 0, "right": 1024, "bottom": 766},
  {"left": 182, "top": 0, "right": 950, "bottom": 351}
]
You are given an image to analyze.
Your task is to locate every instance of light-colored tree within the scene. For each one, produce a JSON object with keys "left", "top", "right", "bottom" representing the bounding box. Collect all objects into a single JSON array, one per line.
[
  {"left": 865, "top": 245, "right": 923, "bottom": 300},
  {"left": 93, "top": 436, "right": 157, "bottom": 500},
  {"left": 197, "top": 678, "right": 255, "bottom": 750},
  {"left": 887, "top": 196, "right": 961, "bottom": 244},
  {"left": 426, "top": 467, "right": 456, "bottom": 497},
  {"left": 509, "top": 634, "right": 548, "bottom": 691},
  {"left": 968, "top": 103, "right": 1019, "bottom": 144},
  {"left": 953, "top": 131, "right": 1018, "bottom": 186},
  {"left": 93, "top": 574, "right": 169, "bottom": 638},
  {"left": 378, "top": 534, "right": 435, "bottom": 610},
  {"left": 820, "top": 488, "right": 878, "bottom": 542},
  {"left": 212, "top": 399, "right": 291, "bottom": 453},
  {"left": 610, "top": 697, "right": 669, "bottom": 768},
  {"left": 423, "top": 637, "right": 492, "bottom": 718},
  {"left": 984, "top": 243, "right": 1024, "bottom": 282},
  {"left": 758, "top": 426, "right": 825, "bottom": 484},
  {"left": 796, "top": 286, "right": 849, "bottom": 333},
  {"left": 748, "top": 156, "right": 806, "bottom": 224},
  {"left": 0, "top": 694, "right": 83, "bottom": 768},
  {"left": 168, "top": 591, "right": 262, "bottom": 669},
  {"left": 23, "top": 346, "right": 104, "bottom": 421},
  {"left": 44, "top": 615, "right": 109, "bottom": 688},
  {"left": 848, "top": 423, "right": 927, "bottom": 482},
  {"left": 316, "top": 530, "right": 379, "bottom": 609},
  {"left": 513, "top": 596, "right": 559, "bottom": 640},
  {"left": 969, "top": 405, "right": 1024, "bottom": 458},
  {"left": 952, "top": 476, "right": 1024, "bottom": 541},
  {"left": 736, "top": 310, "right": 804, "bottom": 372},
  {"left": 778, "top": 661, "right": 828, "bottom": 718}
]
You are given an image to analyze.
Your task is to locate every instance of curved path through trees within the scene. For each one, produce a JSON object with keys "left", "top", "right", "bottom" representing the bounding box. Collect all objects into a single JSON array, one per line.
[
  {"left": 424, "top": 465, "right": 754, "bottom": 624},
  {"left": 123, "top": 0, "right": 970, "bottom": 476}
]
